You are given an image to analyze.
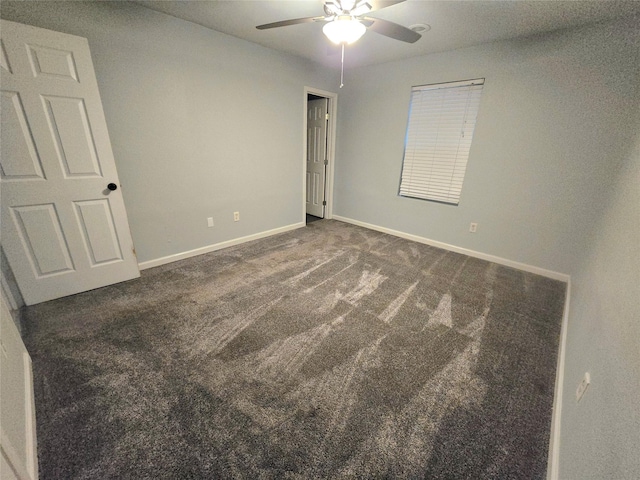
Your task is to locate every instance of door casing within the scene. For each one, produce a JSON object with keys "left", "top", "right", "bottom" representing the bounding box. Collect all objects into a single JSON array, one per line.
[
  {"left": 303, "top": 87, "right": 337, "bottom": 221},
  {"left": 0, "top": 295, "right": 38, "bottom": 480}
]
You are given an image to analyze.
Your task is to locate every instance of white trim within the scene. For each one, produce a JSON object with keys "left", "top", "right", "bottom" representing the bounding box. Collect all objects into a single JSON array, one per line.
[
  {"left": 415, "top": 78, "right": 485, "bottom": 91},
  {"left": 139, "top": 222, "right": 305, "bottom": 270},
  {"left": 24, "top": 351, "right": 38, "bottom": 479},
  {"left": 332, "top": 215, "right": 570, "bottom": 282},
  {"left": 0, "top": 294, "right": 38, "bottom": 480},
  {"left": 547, "top": 278, "right": 571, "bottom": 479},
  {"left": 1, "top": 428, "right": 34, "bottom": 480},
  {"left": 1, "top": 274, "right": 19, "bottom": 311},
  {"left": 303, "top": 86, "right": 338, "bottom": 220}
]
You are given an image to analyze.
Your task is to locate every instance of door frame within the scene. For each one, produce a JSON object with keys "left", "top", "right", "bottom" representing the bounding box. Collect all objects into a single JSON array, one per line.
[{"left": 303, "top": 86, "right": 337, "bottom": 220}]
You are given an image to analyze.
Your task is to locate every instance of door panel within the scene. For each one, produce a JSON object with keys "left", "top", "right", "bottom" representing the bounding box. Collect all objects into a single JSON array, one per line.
[
  {"left": 10, "top": 204, "right": 75, "bottom": 276},
  {"left": 0, "top": 91, "right": 45, "bottom": 179},
  {"left": 1, "top": 20, "right": 139, "bottom": 305},
  {"left": 43, "top": 96, "right": 102, "bottom": 177},
  {"left": 27, "top": 44, "right": 79, "bottom": 81},
  {"left": 312, "top": 172, "right": 321, "bottom": 207},
  {"left": 74, "top": 199, "right": 123, "bottom": 265},
  {"left": 306, "top": 98, "right": 328, "bottom": 218},
  {"left": 1, "top": 39, "right": 12, "bottom": 73}
]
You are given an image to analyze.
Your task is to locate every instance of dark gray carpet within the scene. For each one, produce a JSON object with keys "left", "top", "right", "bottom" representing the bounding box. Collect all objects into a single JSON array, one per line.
[{"left": 22, "top": 219, "right": 566, "bottom": 479}]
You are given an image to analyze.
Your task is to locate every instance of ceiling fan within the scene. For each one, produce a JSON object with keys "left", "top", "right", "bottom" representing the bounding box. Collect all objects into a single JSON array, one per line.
[
  {"left": 256, "top": 0, "right": 421, "bottom": 45},
  {"left": 256, "top": 1, "right": 420, "bottom": 87}
]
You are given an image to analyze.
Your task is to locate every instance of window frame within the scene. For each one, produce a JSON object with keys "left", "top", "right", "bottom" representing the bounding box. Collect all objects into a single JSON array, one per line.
[{"left": 399, "top": 78, "right": 485, "bottom": 206}]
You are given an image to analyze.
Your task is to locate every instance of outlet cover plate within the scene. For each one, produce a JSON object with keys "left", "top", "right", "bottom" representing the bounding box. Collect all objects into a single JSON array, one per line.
[{"left": 576, "top": 372, "right": 590, "bottom": 402}]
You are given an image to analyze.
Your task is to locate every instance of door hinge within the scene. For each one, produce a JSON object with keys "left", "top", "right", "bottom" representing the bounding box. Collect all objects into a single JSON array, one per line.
[
  {"left": 325, "top": 113, "right": 329, "bottom": 120},
  {"left": 324, "top": 159, "right": 328, "bottom": 165},
  {"left": 322, "top": 200, "right": 327, "bottom": 206}
]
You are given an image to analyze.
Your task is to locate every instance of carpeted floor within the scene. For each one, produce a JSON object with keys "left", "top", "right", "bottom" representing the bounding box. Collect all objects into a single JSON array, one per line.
[{"left": 22, "top": 219, "right": 566, "bottom": 479}]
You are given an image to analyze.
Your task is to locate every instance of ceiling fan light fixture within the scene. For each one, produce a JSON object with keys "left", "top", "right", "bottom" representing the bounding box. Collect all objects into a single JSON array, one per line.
[{"left": 322, "top": 16, "right": 366, "bottom": 44}]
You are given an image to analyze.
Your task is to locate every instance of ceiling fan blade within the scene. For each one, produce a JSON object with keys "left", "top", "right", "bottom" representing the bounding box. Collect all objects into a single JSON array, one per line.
[
  {"left": 325, "top": 2, "right": 342, "bottom": 16},
  {"left": 363, "top": 16, "right": 421, "bottom": 43},
  {"left": 256, "top": 16, "right": 325, "bottom": 30},
  {"left": 351, "top": 1, "right": 373, "bottom": 17},
  {"left": 368, "top": 0, "right": 405, "bottom": 12},
  {"left": 326, "top": 0, "right": 396, "bottom": 15}
]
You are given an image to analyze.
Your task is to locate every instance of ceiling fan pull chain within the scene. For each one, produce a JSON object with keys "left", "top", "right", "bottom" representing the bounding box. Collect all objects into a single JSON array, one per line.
[{"left": 340, "top": 43, "right": 345, "bottom": 88}]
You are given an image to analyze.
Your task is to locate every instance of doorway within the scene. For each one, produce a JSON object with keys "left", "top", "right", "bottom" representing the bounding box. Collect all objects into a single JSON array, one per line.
[{"left": 303, "top": 87, "right": 337, "bottom": 224}]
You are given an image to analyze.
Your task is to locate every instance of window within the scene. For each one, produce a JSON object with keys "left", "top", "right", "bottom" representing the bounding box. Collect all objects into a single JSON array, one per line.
[{"left": 399, "top": 78, "right": 484, "bottom": 205}]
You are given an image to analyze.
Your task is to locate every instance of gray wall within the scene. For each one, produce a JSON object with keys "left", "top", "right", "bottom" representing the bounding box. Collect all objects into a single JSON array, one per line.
[
  {"left": 1, "top": 1, "right": 336, "bottom": 263},
  {"left": 559, "top": 114, "right": 640, "bottom": 478},
  {"left": 333, "top": 19, "right": 640, "bottom": 276}
]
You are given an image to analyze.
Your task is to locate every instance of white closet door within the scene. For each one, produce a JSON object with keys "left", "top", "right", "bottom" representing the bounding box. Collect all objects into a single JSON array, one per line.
[
  {"left": 1, "top": 20, "right": 139, "bottom": 305},
  {"left": 306, "top": 98, "right": 328, "bottom": 218}
]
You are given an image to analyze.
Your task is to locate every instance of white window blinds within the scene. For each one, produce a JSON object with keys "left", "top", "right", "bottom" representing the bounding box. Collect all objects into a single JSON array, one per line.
[{"left": 399, "top": 79, "right": 484, "bottom": 205}]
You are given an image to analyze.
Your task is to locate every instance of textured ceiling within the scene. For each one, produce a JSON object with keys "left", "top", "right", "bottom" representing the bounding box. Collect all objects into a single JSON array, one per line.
[{"left": 134, "top": 1, "right": 640, "bottom": 68}]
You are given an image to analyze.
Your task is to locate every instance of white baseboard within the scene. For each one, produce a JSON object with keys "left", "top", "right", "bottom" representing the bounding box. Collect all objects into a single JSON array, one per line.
[
  {"left": 1, "top": 276, "right": 18, "bottom": 311},
  {"left": 138, "top": 222, "right": 305, "bottom": 270},
  {"left": 1, "top": 271, "right": 21, "bottom": 311},
  {"left": 332, "top": 215, "right": 570, "bottom": 282},
  {"left": 547, "top": 278, "right": 571, "bottom": 479}
]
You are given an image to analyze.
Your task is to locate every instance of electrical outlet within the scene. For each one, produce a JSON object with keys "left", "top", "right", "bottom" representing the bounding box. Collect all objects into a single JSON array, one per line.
[
  {"left": 233, "top": 211, "right": 240, "bottom": 222},
  {"left": 469, "top": 222, "right": 478, "bottom": 233},
  {"left": 576, "top": 372, "right": 590, "bottom": 402},
  {"left": 207, "top": 217, "right": 214, "bottom": 227}
]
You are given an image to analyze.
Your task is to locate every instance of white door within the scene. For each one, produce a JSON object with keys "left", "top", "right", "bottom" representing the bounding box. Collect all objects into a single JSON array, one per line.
[
  {"left": 0, "top": 297, "right": 38, "bottom": 480},
  {"left": 306, "top": 98, "right": 328, "bottom": 218},
  {"left": 0, "top": 20, "right": 140, "bottom": 306}
]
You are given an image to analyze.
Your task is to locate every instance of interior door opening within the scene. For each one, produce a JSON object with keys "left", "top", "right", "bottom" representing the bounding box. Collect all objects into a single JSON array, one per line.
[
  {"left": 306, "top": 93, "right": 329, "bottom": 222},
  {"left": 303, "top": 86, "right": 337, "bottom": 225},
  {"left": 305, "top": 93, "right": 331, "bottom": 224}
]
